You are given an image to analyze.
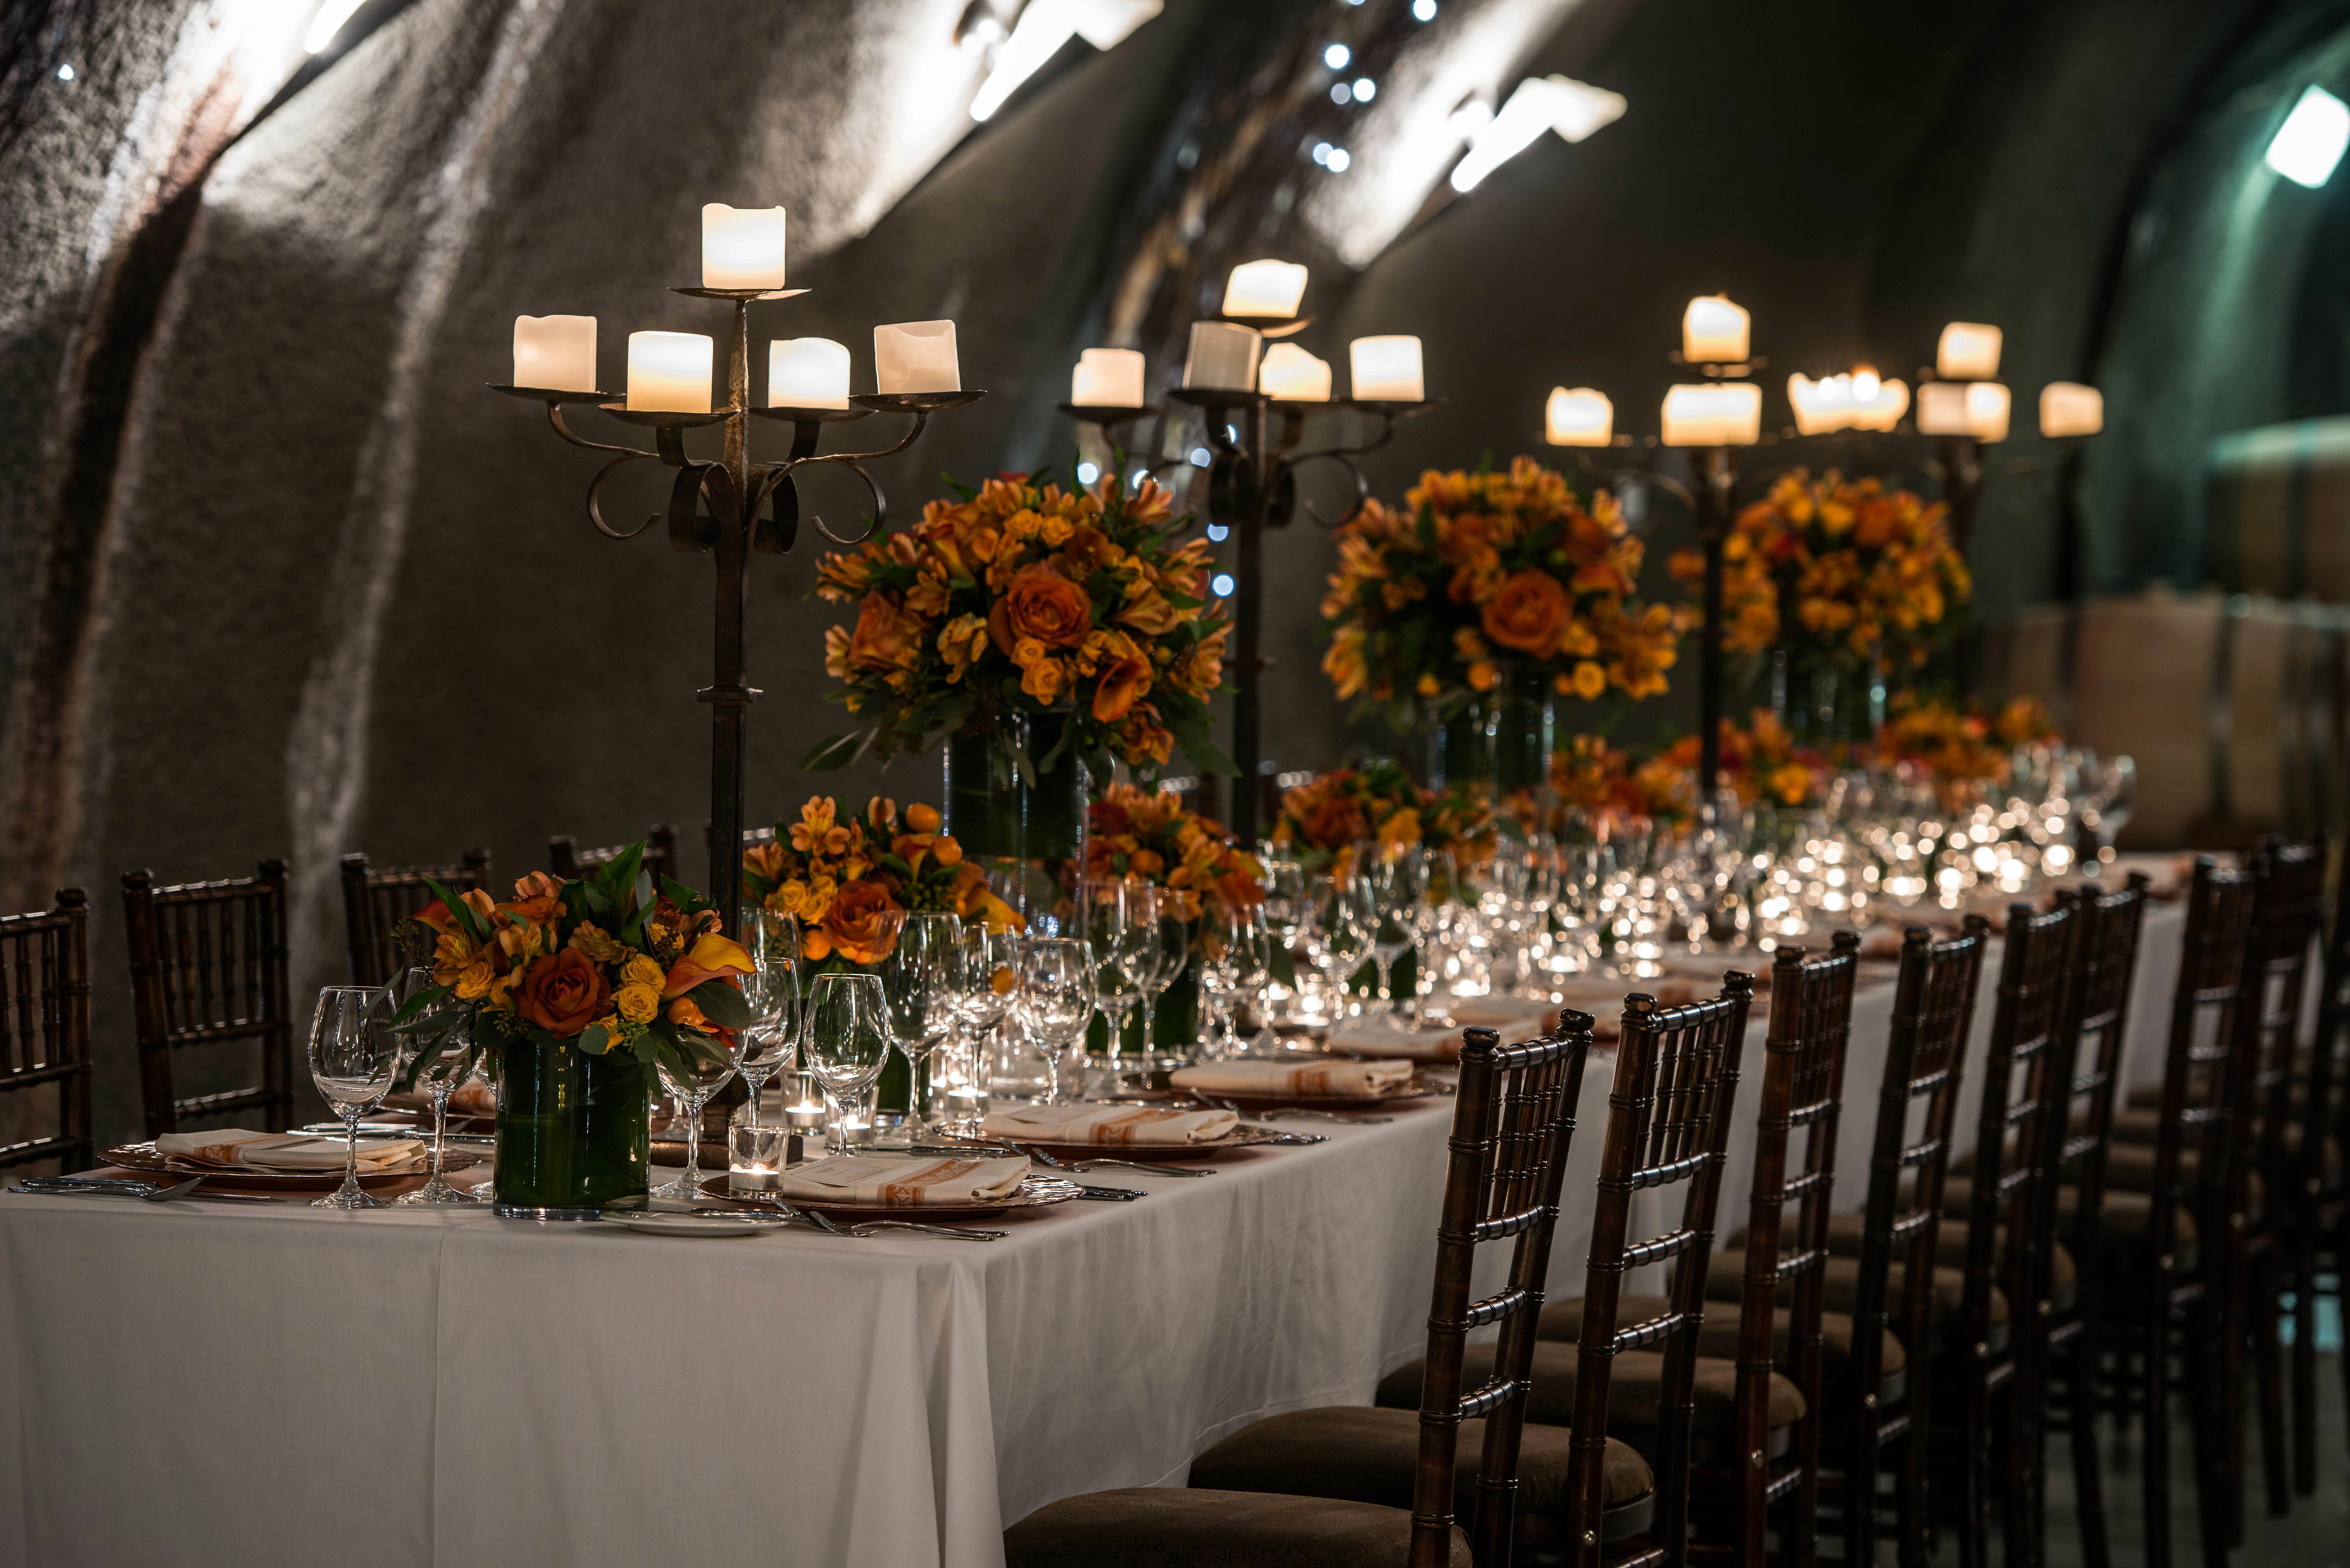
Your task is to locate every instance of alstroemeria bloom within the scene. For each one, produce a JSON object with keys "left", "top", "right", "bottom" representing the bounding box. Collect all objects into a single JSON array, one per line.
[{"left": 660, "top": 932, "right": 756, "bottom": 999}]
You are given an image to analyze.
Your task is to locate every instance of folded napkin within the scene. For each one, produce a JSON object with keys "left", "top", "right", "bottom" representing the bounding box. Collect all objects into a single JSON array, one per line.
[
  {"left": 983, "top": 1103, "right": 1239, "bottom": 1145},
  {"left": 155, "top": 1129, "right": 424, "bottom": 1173},
  {"left": 1445, "top": 994, "right": 1555, "bottom": 1028},
  {"left": 776, "top": 1153, "right": 1031, "bottom": 1206},
  {"left": 1325, "top": 1019, "right": 1487, "bottom": 1064},
  {"left": 447, "top": 1080, "right": 497, "bottom": 1117},
  {"left": 1172, "top": 1058, "right": 1415, "bottom": 1099}
]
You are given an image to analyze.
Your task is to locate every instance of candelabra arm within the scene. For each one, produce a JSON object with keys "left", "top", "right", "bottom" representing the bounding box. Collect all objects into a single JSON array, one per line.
[
  {"left": 586, "top": 454, "right": 664, "bottom": 541},
  {"left": 771, "top": 411, "right": 933, "bottom": 474},
  {"left": 548, "top": 403, "right": 657, "bottom": 460},
  {"left": 1574, "top": 453, "right": 1696, "bottom": 512},
  {"left": 752, "top": 458, "right": 888, "bottom": 548}
]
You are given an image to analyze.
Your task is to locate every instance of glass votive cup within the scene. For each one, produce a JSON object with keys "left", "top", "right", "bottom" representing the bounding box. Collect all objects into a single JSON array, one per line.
[{"left": 728, "top": 1122, "right": 794, "bottom": 1194}]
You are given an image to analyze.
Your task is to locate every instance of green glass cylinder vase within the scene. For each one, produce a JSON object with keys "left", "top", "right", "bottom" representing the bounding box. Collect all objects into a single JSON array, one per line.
[
  {"left": 942, "top": 709, "right": 1087, "bottom": 929},
  {"left": 1431, "top": 668, "right": 1552, "bottom": 794},
  {"left": 493, "top": 1037, "right": 651, "bottom": 1214}
]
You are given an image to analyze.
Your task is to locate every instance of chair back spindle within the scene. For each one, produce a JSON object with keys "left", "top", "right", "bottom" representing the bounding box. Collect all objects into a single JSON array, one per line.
[
  {"left": 0, "top": 889, "right": 94, "bottom": 1173},
  {"left": 549, "top": 824, "right": 676, "bottom": 886},
  {"left": 338, "top": 848, "right": 492, "bottom": 988},
  {"left": 122, "top": 861, "right": 294, "bottom": 1138}
]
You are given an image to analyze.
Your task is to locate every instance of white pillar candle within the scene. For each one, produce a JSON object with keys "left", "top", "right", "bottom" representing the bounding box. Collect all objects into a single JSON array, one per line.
[
  {"left": 874, "top": 320, "right": 960, "bottom": 394},
  {"left": 2039, "top": 381, "right": 2104, "bottom": 438},
  {"left": 1072, "top": 347, "right": 1147, "bottom": 407},
  {"left": 1349, "top": 335, "right": 1424, "bottom": 402},
  {"left": 512, "top": 314, "right": 596, "bottom": 391},
  {"left": 1259, "top": 342, "right": 1332, "bottom": 401},
  {"left": 1182, "top": 320, "right": 1263, "bottom": 391},
  {"left": 1543, "top": 386, "right": 1612, "bottom": 446},
  {"left": 1222, "top": 259, "right": 1310, "bottom": 319},
  {"left": 1964, "top": 381, "right": 2011, "bottom": 442},
  {"left": 1848, "top": 371, "right": 1909, "bottom": 432},
  {"left": 1936, "top": 321, "right": 2002, "bottom": 381},
  {"left": 1682, "top": 295, "right": 1750, "bottom": 363},
  {"left": 1916, "top": 380, "right": 1970, "bottom": 436},
  {"left": 626, "top": 330, "right": 714, "bottom": 413},
  {"left": 1787, "top": 373, "right": 1852, "bottom": 435},
  {"left": 1661, "top": 382, "right": 1761, "bottom": 446},
  {"left": 769, "top": 337, "right": 851, "bottom": 409},
  {"left": 701, "top": 203, "right": 789, "bottom": 290}
]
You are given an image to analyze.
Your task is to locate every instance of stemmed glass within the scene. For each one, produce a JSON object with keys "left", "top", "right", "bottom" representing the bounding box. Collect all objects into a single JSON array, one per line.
[
  {"left": 1300, "top": 872, "right": 1374, "bottom": 1022},
  {"left": 1133, "top": 886, "right": 1192, "bottom": 1068},
  {"left": 2081, "top": 753, "right": 2137, "bottom": 874},
  {"left": 1406, "top": 848, "right": 1459, "bottom": 1021},
  {"left": 308, "top": 984, "right": 400, "bottom": 1210},
  {"left": 1195, "top": 899, "right": 1272, "bottom": 1059},
  {"left": 1259, "top": 856, "right": 1309, "bottom": 1029},
  {"left": 653, "top": 1026, "right": 738, "bottom": 1201},
  {"left": 1360, "top": 843, "right": 1428, "bottom": 1024},
  {"left": 802, "top": 972, "right": 892, "bottom": 1149},
  {"left": 1016, "top": 937, "right": 1098, "bottom": 1103},
  {"left": 1079, "top": 879, "right": 1155, "bottom": 1092},
  {"left": 731, "top": 915, "right": 801, "bottom": 1126},
  {"left": 883, "top": 911, "right": 962, "bottom": 1138},
  {"left": 392, "top": 966, "right": 478, "bottom": 1206},
  {"left": 946, "top": 924, "right": 1020, "bottom": 1131}
]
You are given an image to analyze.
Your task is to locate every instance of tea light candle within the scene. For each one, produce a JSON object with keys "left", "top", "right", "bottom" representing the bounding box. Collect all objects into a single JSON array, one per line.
[
  {"left": 512, "top": 314, "right": 596, "bottom": 391},
  {"left": 1682, "top": 295, "right": 1750, "bottom": 363},
  {"left": 1072, "top": 347, "right": 1147, "bottom": 407},
  {"left": 874, "top": 320, "right": 960, "bottom": 394},
  {"left": 626, "top": 330, "right": 714, "bottom": 413},
  {"left": 769, "top": 337, "right": 851, "bottom": 409},
  {"left": 1258, "top": 342, "right": 1332, "bottom": 401},
  {"left": 1222, "top": 258, "right": 1310, "bottom": 319},
  {"left": 1543, "top": 386, "right": 1612, "bottom": 446},
  {"left": 1661, "top": 381, "right": 1762, "bottom": 446},
  {"left": 1182, "top": 320, "right": 1263, "bottom": 391},
  {"left": 2039, "top": 381, "right": 2104, "bottom": 438},
  {"left": 701, "top": 203, "right": 789, "bottom": 290},
  {"left": 1936, "top": 321, "right": 2003, "bottom": 381},
  {"left": 1349, "top": 335, "right": 1424, "bottom": 402}
]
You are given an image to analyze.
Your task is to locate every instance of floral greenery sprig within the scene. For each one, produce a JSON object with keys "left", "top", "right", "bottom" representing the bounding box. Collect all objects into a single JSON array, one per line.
[
  {"left": 803, "top": 470, "right": 1234, "bottom": 787},
  {"left": 1084, "top": 782, "right": 1265, "bottom": 921},
  {"left": 1270, "top": 758, "right": 1499, "bottom": 872},
  {"left": 1318, "top": 456, "right": 1683, "bottom": 729},
  {"left": 743, "top": 795, "right": 1021, "bottom": 976},
  {"left": 390, "top": 845, "right": 754, "bottom": 1092},
  {"left": 1670, "top": 468, "right": 1970, "bottom": 676}
]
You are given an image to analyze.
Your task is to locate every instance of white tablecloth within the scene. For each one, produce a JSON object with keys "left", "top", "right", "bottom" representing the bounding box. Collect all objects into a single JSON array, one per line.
[{"left": 0, "top": 899, "right": 2186, "bottom": 1568}]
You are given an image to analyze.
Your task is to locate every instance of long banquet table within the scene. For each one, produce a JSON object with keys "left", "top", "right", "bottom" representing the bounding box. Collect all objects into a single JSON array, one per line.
[{"left": 0, "top": 899, "right": 2185, "bottom": 1568}]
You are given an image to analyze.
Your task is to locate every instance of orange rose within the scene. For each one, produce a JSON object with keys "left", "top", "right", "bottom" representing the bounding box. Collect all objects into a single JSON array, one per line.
[
  {"left": 987, "top": 565, "right": 1093, "bottom": 654},
  {"left": 1091, "top": 646, "right": 1153, "bottom": 722},
  {"left": 1480, "top": 569, "right": 1571, "bottom": 657},
  {"left": 514, "top": 950, "right": 611, "bottom": 1038},
  {"left": 820, "top": 881, "right": 906, "bottom": 966},
  {"left": 846, "top": 595, "right": 919, "bottom": 675}
]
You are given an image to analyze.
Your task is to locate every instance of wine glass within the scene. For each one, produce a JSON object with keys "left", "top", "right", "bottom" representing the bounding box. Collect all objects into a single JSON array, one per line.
[
  {"left": 1079, "top": 879, "right": 1154, "bottom": 1092},
  {"left": 1301, "top": 872, "right": 1374, "bottom": 1022},
  {"left": 1361, "top": 843, "right": 1428, "bottom": 1025},
  {"left": 1016, "top": 936, "right": 1098, "bottom": 1104},
  {"left": 1407, "top": 848, "right": 1458, "bottom": 1021},
  {"left": 653, "top": 1020, "right": 739, "bottom": 1201},
  {"left": 308, "top": 984, "right": 400, "bottom": 1210},
  {"left": 2082, "top": 754, "right": 2137, "bottom": 874},
  {"left": 802, "top": 971, "right": 892, "bottom": 1150},
  {"left": 731, "top": 917, "right": 800, "bottom": 1127},
  {"left": 1134, "top": 885, "right": 1192, "bottom": 1069},
  {"left": 1196, "top": 899, "right": 1272, "bottom": 1059},
  {"left": 884, "top": 911, "right": 962, "bottom": 1137},
  {"left": 392, "top": 967, "right": 478, "bottom": 1206},
  {"left": 946, "top": 923, "right": 1020, "bottom": 1131}
]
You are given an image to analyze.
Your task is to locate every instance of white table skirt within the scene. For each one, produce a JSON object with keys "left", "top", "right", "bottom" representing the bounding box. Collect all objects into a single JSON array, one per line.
[{"left": 0, "top": 898, "right": 2186, "bottom": 1568}]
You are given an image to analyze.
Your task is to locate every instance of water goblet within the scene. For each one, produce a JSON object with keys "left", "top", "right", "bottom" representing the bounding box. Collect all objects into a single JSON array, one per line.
[
  {"left": 1196, "top": 898, "right": 1271, "bottom": 1058},
  {"left": 1078, "top": 879, "right": 1153, "bottom": 1092},
  {"left": 1301, "top": 871, "right": 1374, "bottom": 1022},
  {"left": 653, "top": 1029, "right": 739, "bottom": 1201},
  {"left": 1016, "top": 936, "right": 1098, "bottom": 1103},
  {"left": 1361, "top": 842, "right": 1427, "bottom": 1022},
  {"left": 884, "top": 911, "right": 962, "bottom": 1136},
  {"left": 946, "top": 924, "right": 1020, "bottom": 1130},
  {"left": 308, "top": 984, "right": 400, "bottom": 1210},
  {"left": 392, "top": 967, "right": 479, "bottom": 1206},
  {"left": 803, "top": 971, "right": 892, "bottom": 1150},
  {"left": 1133, "top": 885, "right": 1192, "bottom": 1070}
]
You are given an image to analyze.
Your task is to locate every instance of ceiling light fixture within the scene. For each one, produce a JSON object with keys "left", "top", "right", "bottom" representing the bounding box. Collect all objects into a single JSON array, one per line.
[{"left": 2266, "top": 84, "right": 2350, "bottom": 188}]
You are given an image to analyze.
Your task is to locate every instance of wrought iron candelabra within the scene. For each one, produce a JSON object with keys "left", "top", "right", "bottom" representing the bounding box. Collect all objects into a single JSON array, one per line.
[
  {"left": 493, "top": 286, "right": 982, "bottom": 935},
  {"left": 1060, "top": 387, "right": 1432, "bottom": 846}
]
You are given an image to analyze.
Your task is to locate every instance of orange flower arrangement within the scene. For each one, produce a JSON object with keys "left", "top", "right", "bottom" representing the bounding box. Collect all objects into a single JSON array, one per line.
[
  {"left": 391, "top": 847, "right": 755, "bottom": 1088},
  {"left": 742, "top": 795, "right": 1020, "bottom": 975},
  {"left": 1271, "top": 759, "right": 1497, "bottom": 873},
  {"left": 1876, "top": 694, "right": 2010, "bottom": 806},
  {"left": 1319, "top": 456, "right": 1683, "bottom": 724},
  {"left": 1653, "top": 709, "right": 1830, "bottom": 810},
  {"left": 1671, "top": 469, "right": 1970, "bottom": 674},
  {"left": 806, "top": 471, "right": 1232, "bottom": 782},
  {"left": 1992, "top": 694, "right": 2060, "bottom": 748},
  {"left": 1084, "top": 783, "right": 1265, "bottom": 921},
  {"left": 1537, "top": 735, "right": 1698, "bottom": 835}
]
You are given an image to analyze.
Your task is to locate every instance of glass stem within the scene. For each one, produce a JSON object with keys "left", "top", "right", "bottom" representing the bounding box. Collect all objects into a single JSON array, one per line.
[
  {"left": 342, "top": 1109, "right": 362, "bottom": 1197},
  {"left": 681, "top": 1091, "right": 705, "bottom": 1193},
  {"left": 1373, "top": 956, "right": 1394, "bottom": 1013},
  {"left": 428, "top": 1083, "right": 450, "bottom": 1180},
  {"left": 1139, "top": 996, "right": 1156, "bottom": 1060}
]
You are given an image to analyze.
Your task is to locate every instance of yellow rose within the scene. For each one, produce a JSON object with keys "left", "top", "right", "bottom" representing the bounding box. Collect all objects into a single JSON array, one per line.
[
  {"left": 454, "top": 961, "right": 494, "bottom": 1001},
  {"left": 568, "top": 923, "right": 625, "bottom": 963},
  {"left": 619, "top": 954, "right": 665, "bottom": 993},
  {"left": 614, "top": 983, "right": 659, "bottom": 1024}
]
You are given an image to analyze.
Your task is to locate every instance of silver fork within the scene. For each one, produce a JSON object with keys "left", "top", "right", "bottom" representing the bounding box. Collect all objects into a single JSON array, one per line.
[
  {"left": 1192, "top": 1092, "right": 1393, "bottom": 1126},
  {"left": 767, "top": 1199, "right": 1004, "bottom": 1242}
]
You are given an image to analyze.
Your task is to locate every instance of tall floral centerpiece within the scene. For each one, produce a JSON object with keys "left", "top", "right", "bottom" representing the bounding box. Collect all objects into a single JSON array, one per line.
[
  {"left": 1320, "top": 456, "right": 1682, "bottom": 791},
  {"left": 1082, "top": 782, "right": 1265, "bottom": 1054},
  {"left": 392, "top": 847, "right": 754, "bottom": 1212},
  {"left": 804, "top": 471, "right": 1234, "bottom": 918},
  {"left": 1671, "top": 469, "right": 1970, "bottom": 744}
]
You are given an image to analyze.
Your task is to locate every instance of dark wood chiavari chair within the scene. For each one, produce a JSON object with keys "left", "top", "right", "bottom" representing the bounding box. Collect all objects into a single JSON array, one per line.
[
  {"left": 1005, "top": 1017, "right": 1611, "bottom": 1567},
  {"left": 338, "top": 847, "right": 492, "bottom": 988},
  {"left": 0, "top": 889, "right": 93, "bottom": 1175},
  {"left": 1845, "top": 918, "right": 1990, "bottom": 1568},
  {"left": 121, "top": 861, "right": 294, "bottom": 1138},
  {"left": 548, "top": 823, "right": 676, "bottom": 885},
  {"left": 2290, "top": 852, "right": 2349, "bottom": 1499}
]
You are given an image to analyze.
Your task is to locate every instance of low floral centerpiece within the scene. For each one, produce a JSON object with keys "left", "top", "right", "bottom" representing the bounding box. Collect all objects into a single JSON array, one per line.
[
  {"left": 1271, "top": 758, "right": 1498, "bottom": 873},
  {"left": 1658, "top": 709, "right": 1831, "bottom": 812},
  {"left": 1319, "top": 456, "right": 1683, "bottom": 789},
  {"left": 743, "top": 795, "right": 1022, "bottom": 976},
  {"left": 392, "top": 847, "right": 754, "bottom": 1211},
  {"left": 1082, "top": 782, "right": 1266, "bottom": 1053},
  {"left": 1875, "top": 694, "right": 2012, "bottom": 807},
  {"left": 1537, "top": 734, "right": 1697, "bottom": 838}
]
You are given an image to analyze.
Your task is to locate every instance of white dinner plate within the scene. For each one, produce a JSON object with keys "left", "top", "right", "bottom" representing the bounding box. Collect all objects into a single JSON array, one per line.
[{"left": 618, "top": 1211, "right": 794, "bottom": 1238}]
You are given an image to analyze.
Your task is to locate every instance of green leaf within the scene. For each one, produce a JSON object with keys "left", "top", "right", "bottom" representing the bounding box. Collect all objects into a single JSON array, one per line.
[
  {"left": 687, "top": 978, "right": 753, "bottom": 1029},
  {"left": 387, "top": 984, "right": 452, "bottom": 1027},
  {"left": 578, "top": 1023, "right": 612, "bottom": 1056},
  {"left": 1185, "top": 740, "right": 1240, "bottom": 778},
  {"left": 802, "top": 732, "right": 866, "bottom": 771},
  {"left": 423, "top": 874, "right": 489, "bottom": 948},
  {"left": 633, "top": 1033, "right": 660, "bottom": 1067}
]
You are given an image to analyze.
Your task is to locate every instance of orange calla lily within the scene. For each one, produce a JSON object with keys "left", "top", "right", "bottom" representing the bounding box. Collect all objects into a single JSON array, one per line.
[{"left": 661, "top": 932, "right": 756, "bottom": 999}]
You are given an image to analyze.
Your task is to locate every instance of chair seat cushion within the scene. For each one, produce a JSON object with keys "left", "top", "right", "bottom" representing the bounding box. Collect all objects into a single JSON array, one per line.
[
  {"left": 1005, "top": 1487, "right": 1470, "bottom": 1567},
  {"left": 1189, "top": 1406, "right": 1654, "bottom": 1518},
  {"left": 1375, "top": 1342, "right": 1804, "bottom": 1465},
  {"left": 1944, "top": 1181, "right": 2199, "bottom": 1276},
  {"left": 1535, "top": 1292, "right": 1907, "bottom": 1402},
  {"left": 1706, "top": 1249, "right": 2005, "bottom": 1353}
]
